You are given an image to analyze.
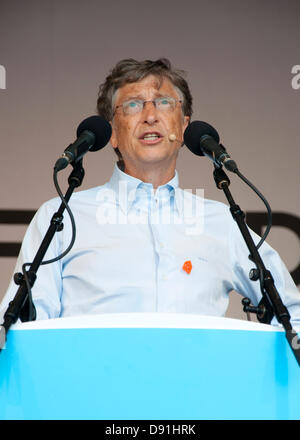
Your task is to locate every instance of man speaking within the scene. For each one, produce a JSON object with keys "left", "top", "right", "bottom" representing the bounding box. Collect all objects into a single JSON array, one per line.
[{"left": 0, "top": 58, "right": 299, "bottom": 326}]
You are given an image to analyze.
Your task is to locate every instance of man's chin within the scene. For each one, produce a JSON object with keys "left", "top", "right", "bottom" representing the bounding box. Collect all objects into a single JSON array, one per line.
[
  {"left": 138, "top": 147, "right": 177, "bottom": 162},
  {"left": 124, "top": 154, "right": 176, "bottom": 172},
  {"left": 137, "top": 154, "right": 175, "bottom": 167}
]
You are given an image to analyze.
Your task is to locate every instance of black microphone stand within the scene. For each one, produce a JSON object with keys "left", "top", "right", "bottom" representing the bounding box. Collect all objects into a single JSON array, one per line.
[
  {"left": 0, "top": 162, "right": 85, "bottom": 349},
  {"left": 213, "top": 165, "right": 300, "bottom": 366}
]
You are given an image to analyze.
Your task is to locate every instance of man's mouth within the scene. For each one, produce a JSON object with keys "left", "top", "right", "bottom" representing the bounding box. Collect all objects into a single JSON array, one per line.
[{"left": 139, "top": 132, "right": 163, "bottom": 144}]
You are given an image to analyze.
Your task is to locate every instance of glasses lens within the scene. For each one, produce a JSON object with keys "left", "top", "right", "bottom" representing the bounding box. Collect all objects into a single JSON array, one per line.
[
  {"left": 121, "top": 97, "right": 178, "bottom": 115},
  {"left": 156, "top": 97, "right": 176, "bottom": 111},
  {"left": 123, "top": 99, "right": 143, "bottom": 115}
]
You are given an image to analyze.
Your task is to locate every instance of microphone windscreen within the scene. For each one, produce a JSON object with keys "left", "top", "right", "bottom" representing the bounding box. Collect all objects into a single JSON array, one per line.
[
  {"left": 76, "top": 115, "right": 112, "bottom": 151},
  {"left": 184, "top": 121, "right": 220, "bottom": 156}
]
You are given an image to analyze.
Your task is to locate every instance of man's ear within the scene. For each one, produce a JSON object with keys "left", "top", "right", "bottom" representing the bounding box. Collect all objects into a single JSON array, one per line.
[
  {"left": 110, "top": 123, "right": 118, "bottom": 149},
  {"left": 183, "top": 115, "right": 190, "bottom": 131},
  {"left": 181, "top": 116, "right": 190, "bottom": 148}
]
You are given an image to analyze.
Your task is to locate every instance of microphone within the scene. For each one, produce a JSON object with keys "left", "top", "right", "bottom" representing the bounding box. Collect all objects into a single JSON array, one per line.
[
  {"left": 54, "top": 116, "right": 112, "bottom": 171},
  {"left": 184, "top": 121, "right": 238, "bottom": 172}
]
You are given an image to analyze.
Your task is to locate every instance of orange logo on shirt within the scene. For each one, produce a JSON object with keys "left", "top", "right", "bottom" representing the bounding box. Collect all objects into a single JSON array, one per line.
[{"left": 182, "top": 260, "right": 192, "bottom": 274}]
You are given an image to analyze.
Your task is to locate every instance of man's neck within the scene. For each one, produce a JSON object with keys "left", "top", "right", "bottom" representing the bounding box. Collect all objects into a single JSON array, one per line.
[{"left": 122, "top": 162, "right": 176, "bottom": 189}]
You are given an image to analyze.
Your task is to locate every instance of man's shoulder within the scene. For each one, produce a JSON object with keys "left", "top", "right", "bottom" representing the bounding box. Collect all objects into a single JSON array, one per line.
[
  {"left": 178, "top": 188, "right": 230, "bottom": 213},
  {"left": 203, "top": 197, "right": 230, "bottom": 213},
  {"left": 31, "top": 184, "right": 111, "bottom": 226},
  {"left": 41, "top": 183, "right": 110, "bottom": 208},
  {"left": 202, "top": 198, "right": 232, "bottom": 227}
]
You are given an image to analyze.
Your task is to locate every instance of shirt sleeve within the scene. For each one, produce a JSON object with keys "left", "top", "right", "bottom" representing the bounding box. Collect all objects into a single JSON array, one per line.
[
  {"left": 228, "top": 216, "right": 300, "bottom": 329},
  {"left": 0, "top": 199, "right": 64, "bottom": 322}
]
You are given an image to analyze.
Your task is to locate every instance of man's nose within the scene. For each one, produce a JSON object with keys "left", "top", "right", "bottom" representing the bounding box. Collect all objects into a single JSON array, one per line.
[{"left": 142, "top": 101, "right": 159, "bottom": 124}]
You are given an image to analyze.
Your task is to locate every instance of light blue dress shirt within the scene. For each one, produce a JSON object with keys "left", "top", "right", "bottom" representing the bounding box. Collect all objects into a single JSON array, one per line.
[{"left": 1, "top": 164, "right": 300, "bottom": 325}]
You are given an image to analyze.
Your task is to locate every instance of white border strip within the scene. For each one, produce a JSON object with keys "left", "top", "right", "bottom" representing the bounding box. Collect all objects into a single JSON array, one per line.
[{"left": 11, "top": 313, "right": 284, "bottom": 332}]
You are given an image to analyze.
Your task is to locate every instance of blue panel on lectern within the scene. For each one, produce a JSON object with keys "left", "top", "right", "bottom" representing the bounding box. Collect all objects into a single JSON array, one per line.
[{"left": 0, "top": 317, "right": 300, "bottom": 420}]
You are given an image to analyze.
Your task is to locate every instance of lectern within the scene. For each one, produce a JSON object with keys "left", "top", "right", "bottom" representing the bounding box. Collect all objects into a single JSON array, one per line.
[{"left": 0, "top": 313, "right": 299, "bottom": 420}]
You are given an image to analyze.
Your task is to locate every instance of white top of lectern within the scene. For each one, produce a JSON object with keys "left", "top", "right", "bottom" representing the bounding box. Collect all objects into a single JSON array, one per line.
[{"left": 11, "top": 313, "right": 284, "bottom": 332}]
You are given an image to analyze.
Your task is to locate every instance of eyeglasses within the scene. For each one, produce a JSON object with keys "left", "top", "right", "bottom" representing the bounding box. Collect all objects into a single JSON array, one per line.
[{"left": 114, "top": 96, "right": 182, "bottom": 116}]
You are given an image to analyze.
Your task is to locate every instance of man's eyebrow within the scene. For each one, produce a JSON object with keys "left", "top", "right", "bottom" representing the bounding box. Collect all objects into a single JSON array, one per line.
[
  {"left": 121, "top": 92, "right": 171, "bottom": 102},
  {"left": 122, "top": 95, "right": 143, "bottom": 101}
]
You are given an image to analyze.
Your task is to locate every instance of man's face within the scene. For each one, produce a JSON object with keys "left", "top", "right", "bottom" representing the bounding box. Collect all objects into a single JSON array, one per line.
[{"left": 110, "top": 75, "right": 190, "bottom": 174}]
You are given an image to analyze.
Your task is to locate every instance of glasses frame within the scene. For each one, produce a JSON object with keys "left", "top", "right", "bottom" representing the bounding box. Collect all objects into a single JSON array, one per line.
[{"left": 114, "top": 96, "right": 182, "bottom": 116}]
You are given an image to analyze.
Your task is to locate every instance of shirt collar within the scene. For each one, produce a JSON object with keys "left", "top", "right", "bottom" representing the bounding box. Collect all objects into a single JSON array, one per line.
[{"left": 107, "top": 163, "right": 183, "bottom": 216}]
